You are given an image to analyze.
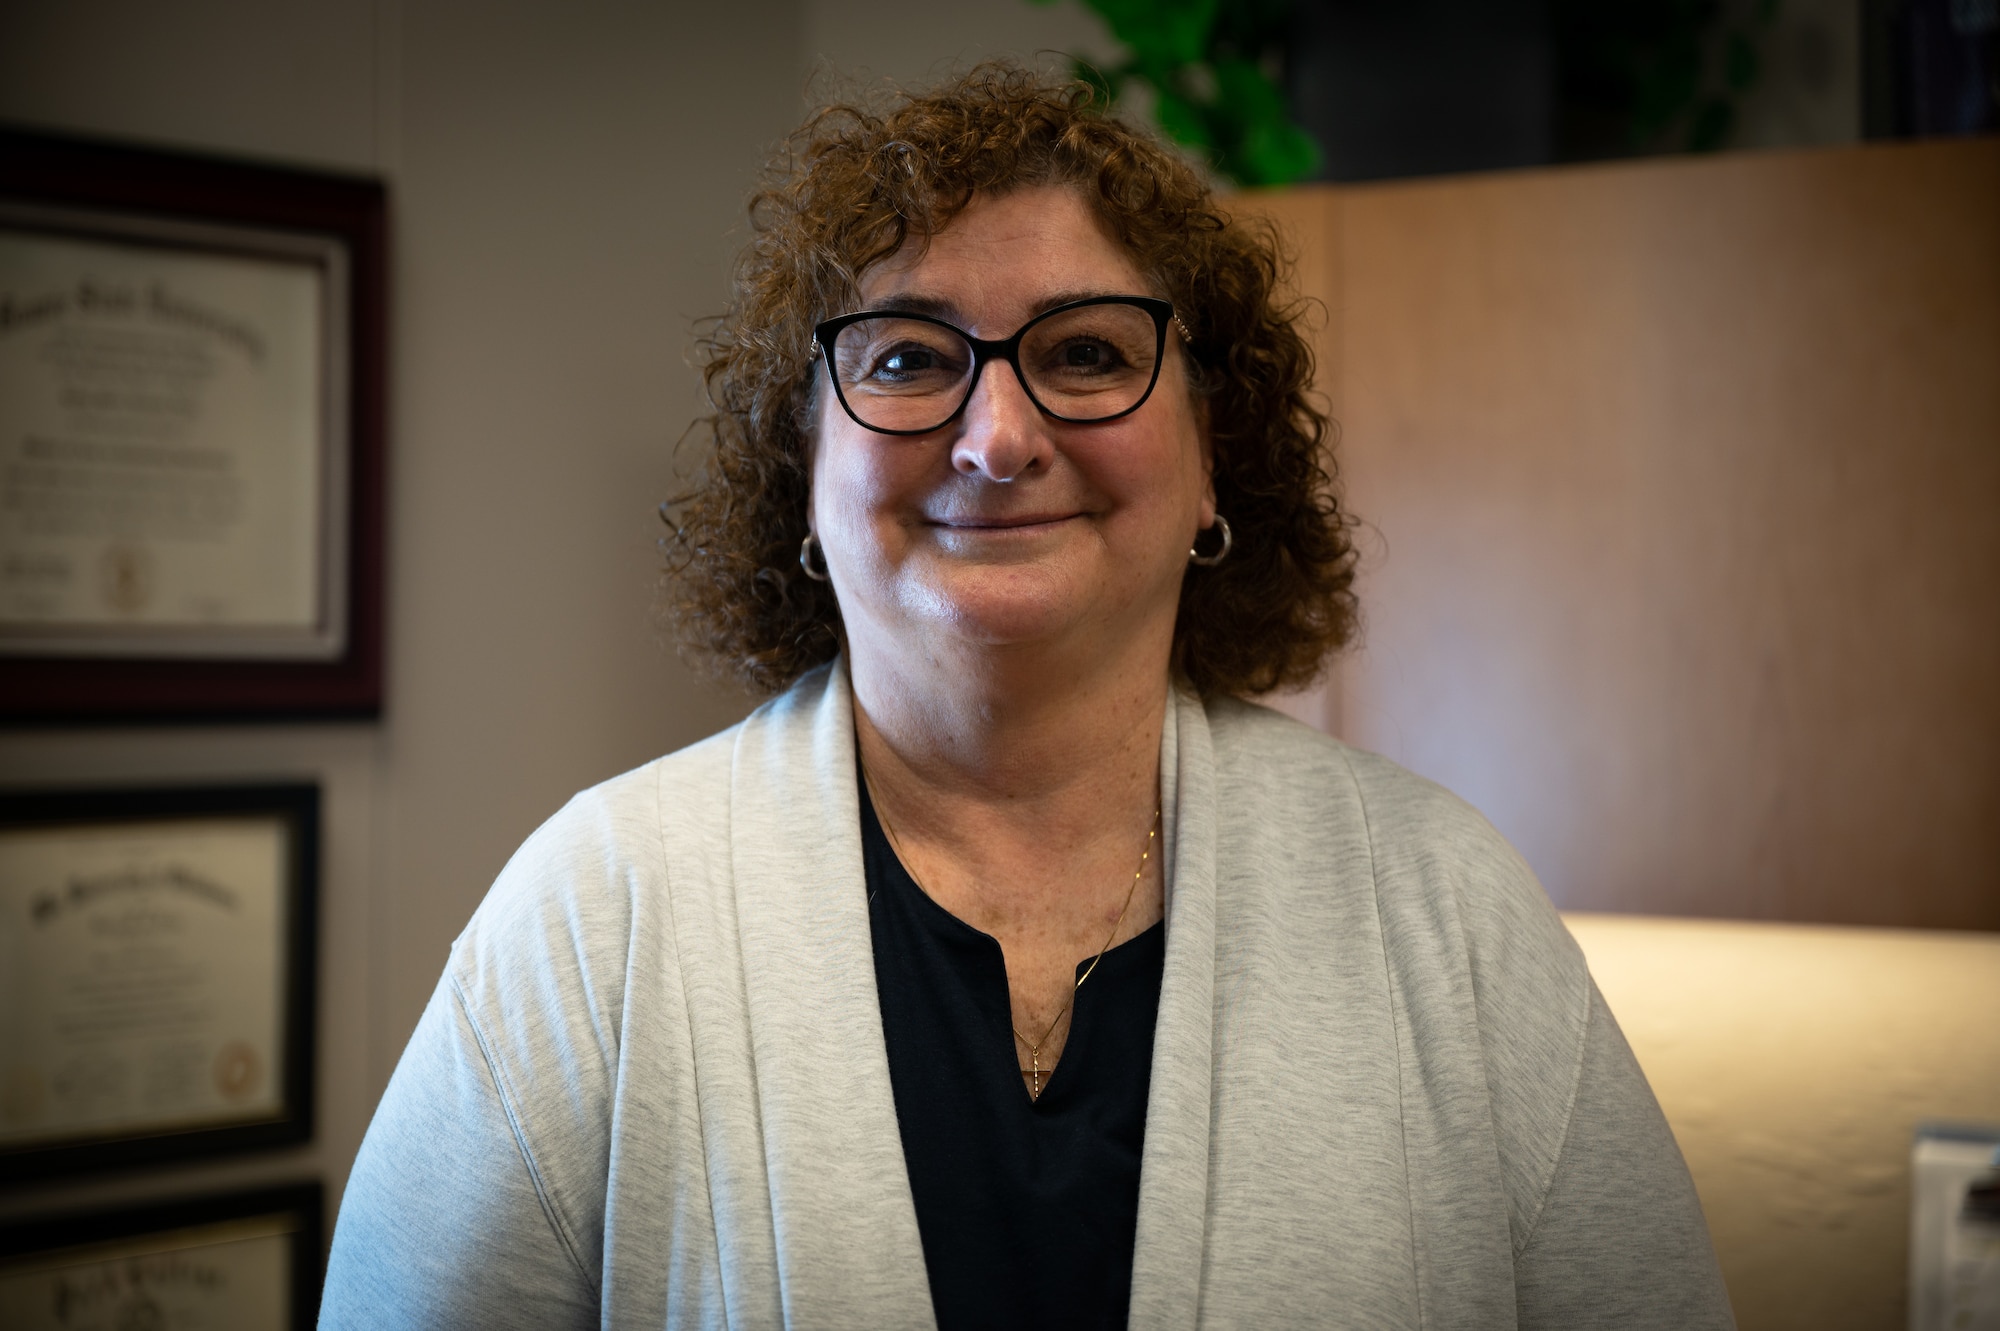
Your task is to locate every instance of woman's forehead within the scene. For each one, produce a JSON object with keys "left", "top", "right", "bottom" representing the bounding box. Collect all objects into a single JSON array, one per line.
[{"left": 854, "top": 187, "right": 1155, "bottom": 324}]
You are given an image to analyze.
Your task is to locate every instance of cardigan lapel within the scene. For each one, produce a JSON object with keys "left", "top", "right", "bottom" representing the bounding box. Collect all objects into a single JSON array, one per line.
[
  {"left": 1128, "top": 687, "right": 1219, "bottom": 1331},
  {"left": 728, "top": 661, "right": 937, "bottom": 1330}
]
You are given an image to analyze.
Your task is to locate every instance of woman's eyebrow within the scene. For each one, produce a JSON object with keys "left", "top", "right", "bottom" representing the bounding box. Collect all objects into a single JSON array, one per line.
[
  {"left": 1032, "top": 289, "right": 1138, "bottom": 314},
  {"left": 865, "top": 292, "right": 961, "bottom": 320},
  {"left": 862, "top": 289, "right": 1151, "bottom": 325}
]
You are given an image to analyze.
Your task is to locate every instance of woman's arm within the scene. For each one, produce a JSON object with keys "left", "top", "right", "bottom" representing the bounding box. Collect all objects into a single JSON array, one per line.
[
  {"left": 1336, "top": 734, "right": 1736, "bottom": 1327},
  {"left": 1511, "top": 984, "right": 1735, "bottom": 1329},
  {"left": 318, "top": 979, "right": 597, "bottom": 1330}
]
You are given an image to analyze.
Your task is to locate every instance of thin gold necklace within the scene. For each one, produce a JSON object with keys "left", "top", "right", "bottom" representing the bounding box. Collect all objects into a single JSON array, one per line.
[
  {"left": 1010, "top": 807, "right": 1159, "bottom": 1100},
  {"left": 865, "top": 769, "right": 1160, "bottom": 1101}
]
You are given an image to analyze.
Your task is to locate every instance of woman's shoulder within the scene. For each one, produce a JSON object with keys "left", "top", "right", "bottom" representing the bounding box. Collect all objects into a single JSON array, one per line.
[
  {"left": 1202, "top": 695, "right": 1590, "bottom": 1081},
  {"left": 468, "top": 727, "right": 736, "bottom": 913},
  {"left": 1203, "top": 694, "right": 1545, "bottom": 895},
  {"left": 445, "top": 724, "right": 745, "bottom": 1026},
  {"left": 449, "top": 664, "right": 847, "bottom": 1017}
]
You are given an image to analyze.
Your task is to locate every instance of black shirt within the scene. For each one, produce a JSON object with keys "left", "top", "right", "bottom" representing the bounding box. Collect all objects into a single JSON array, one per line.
[{"left": 861, "top": 779, "right": 1166, "bottom": 1331}]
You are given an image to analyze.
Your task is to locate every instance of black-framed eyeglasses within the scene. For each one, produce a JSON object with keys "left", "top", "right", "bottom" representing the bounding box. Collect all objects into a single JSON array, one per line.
[{"left": 812, "top": 294, "right": 1194, "bottom": 437}]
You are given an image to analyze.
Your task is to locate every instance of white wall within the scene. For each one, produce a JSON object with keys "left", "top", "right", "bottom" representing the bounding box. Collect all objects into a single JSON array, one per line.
[
  {"left": 802, "top": 0, "right": 1115, "bottom": 92},
  {"left": 0, "top": 0, "right": 799, "bottom": 1226}
]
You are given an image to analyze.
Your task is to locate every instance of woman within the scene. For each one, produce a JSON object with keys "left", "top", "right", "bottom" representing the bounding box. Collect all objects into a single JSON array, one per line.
[{"left": 322, "top": 66, "right": 1733, "bottom": 1329}]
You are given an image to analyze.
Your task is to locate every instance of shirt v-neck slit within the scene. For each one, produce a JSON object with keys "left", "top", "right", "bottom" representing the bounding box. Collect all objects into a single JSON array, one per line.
[
  {"left": 873, "top": 811, "right": 1159, "bottom": 1110},
  {"left": 860, "top": 774, "right": 1166, "bottom": 1330}
]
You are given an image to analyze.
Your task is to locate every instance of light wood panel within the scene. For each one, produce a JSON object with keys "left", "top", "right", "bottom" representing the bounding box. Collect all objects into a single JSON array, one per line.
[{"left": 1248, "top": 139, "right": 2000, "bottom": 928}]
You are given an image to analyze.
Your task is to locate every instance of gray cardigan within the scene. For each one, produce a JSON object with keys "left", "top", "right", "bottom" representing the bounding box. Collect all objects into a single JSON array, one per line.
[{"left": 321, "top": 662, "right": 1734, "bottom": 1329}]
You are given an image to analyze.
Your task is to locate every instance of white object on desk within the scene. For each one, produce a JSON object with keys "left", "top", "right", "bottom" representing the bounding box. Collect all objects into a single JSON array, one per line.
[{"left": 1912, "top": 1125, "right": 2000, "bottom": 1331}]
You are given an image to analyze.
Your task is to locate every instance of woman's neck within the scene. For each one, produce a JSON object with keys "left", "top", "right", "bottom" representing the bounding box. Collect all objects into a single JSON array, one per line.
[{"left": 847, "top": 628, "right": 1171, "bottom": 862}]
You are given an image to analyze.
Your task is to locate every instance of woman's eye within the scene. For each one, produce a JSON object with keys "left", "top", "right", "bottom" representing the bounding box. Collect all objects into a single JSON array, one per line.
[
  {"left": 871, "top": 344, "right": 949, "bottom": 380},
  {"left": 1057, "top": 339, "right": 1122, "bottom": 372}
]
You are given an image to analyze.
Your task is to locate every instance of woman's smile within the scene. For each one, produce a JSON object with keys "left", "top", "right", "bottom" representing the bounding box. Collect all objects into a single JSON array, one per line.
[{"left": 928, "top": 509, "right": 1083, "bottom": 534}]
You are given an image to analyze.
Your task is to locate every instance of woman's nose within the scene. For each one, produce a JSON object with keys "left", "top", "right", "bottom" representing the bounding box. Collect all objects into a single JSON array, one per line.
[{"left": 950, "top": 361, "right": 1055, "bottom": 482}]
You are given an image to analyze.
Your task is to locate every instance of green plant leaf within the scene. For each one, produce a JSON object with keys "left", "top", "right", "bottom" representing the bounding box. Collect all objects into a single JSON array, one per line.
[
  {"left": 1211, "top": 56, "right": 1288, "bottom": 122},
  {"left": 1082, "top": 0, "right": 1218, "bottom": 67},
  {"left": 1239, "top": 120, "right": 1322, "bottom": 186},
  {"left": 1152, "top": 85, "right": 1214, "bottom": 151},
  {"left": 1051, "top": 0, "right": 1324, "bottom": 188}
]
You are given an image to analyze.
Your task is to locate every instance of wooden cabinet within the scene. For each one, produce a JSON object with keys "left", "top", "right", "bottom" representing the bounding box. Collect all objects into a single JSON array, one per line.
[{"left": 1241, "top": 139, "right": 2000, "bottom": 929}]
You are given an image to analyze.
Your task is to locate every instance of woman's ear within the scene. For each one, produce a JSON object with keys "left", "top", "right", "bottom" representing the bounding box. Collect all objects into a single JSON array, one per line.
[
  {"left": 800, "top": 408, "right": 820, "bottom": 534},
  {"left": 1196, "top": 397, "right": 1217, "bottom": 528}
]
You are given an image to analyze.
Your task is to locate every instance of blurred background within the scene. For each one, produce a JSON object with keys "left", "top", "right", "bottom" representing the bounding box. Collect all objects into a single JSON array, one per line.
[{"left": 0, "top": 2, "right": 1994, "bottom": 1327}]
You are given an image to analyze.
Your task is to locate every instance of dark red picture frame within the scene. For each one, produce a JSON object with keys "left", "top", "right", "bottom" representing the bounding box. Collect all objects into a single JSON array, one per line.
[{"left": 0, "top": 128, "right": 386, "bottom": 723}]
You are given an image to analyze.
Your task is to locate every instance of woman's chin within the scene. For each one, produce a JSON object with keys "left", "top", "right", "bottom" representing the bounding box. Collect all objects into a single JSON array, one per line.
[{"left": 899, "top": 562, "right": 1104, "bottom": 650}]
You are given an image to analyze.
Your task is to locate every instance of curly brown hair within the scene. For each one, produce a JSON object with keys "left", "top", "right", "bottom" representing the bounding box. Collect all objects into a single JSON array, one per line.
[{"left": 663, "top": 62, "right": 1357, "bottom": 697}]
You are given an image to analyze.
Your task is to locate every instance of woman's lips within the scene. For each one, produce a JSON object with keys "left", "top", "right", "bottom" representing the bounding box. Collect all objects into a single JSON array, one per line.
[
  {"left": 925, "top": 513, "right": 1081, "bottom": 553},
  {"left": 929, "top": 513, "right": 1078, "bottom": 530}
]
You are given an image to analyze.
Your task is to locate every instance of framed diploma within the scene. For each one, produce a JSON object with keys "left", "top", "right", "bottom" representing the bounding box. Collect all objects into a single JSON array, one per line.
[
  {"left": 0, "top": 784, "right": 317, "bottom": 1180},
  {"left": 0, "top": 1183, "right": 322, "bottom": 1330},
  {"left": 0, "top": 129, "right": 385, "bottom": 721}
]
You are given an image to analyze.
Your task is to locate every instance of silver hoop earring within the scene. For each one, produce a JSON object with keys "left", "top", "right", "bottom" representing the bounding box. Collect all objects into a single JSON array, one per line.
[
  {"left": 1189, "top": 514, "right": 1232, "bottom": 567},
  {"left": 799, "top": 532, "right": 831, "bottom": 582}
]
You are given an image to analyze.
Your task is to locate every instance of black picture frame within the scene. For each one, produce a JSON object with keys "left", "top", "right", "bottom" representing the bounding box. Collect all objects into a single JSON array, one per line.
[
  {"left": 0, "top": 126, "right": 387, "bottom": 723},
  {"left": 0, "top": 783, "right": 318, "bottom": 1181},
  {"left": 0, "top": 1182, "right": 324, "bottom": 1330}
]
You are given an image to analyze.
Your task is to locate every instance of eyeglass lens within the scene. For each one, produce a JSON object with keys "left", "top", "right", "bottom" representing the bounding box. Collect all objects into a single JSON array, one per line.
[{"left": 826, "top": 302, "right": 1163, "bottom": 433}]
